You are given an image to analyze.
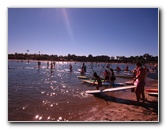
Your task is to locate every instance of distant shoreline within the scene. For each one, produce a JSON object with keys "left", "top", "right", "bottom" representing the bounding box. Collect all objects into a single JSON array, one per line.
[
  {"left": 8, "top": 59, "right": 158, "bottom": 65},
  {"left": 8, "top": 53, "right": 158, "bottom": 64}
]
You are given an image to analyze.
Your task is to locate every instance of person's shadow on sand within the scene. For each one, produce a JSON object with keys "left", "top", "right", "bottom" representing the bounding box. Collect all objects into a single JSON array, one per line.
[{"left": 93, "top": 93, "right": 158, "bottom": 114}]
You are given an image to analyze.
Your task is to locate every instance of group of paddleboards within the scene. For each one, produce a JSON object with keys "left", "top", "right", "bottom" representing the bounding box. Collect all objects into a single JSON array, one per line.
[
  {"left": 77, "top": 63, "right": 158, "bottom": 97},
  {"left": 77, "top": 75, "right": 136, "bottom": 94},
  {"left": 78, "top": 75, "right": 133, "bottom": 86},
  {"left": 82, "top": 79, "right": 125, "bottom": 86},
  {"left": 146, "top": 88, "right": 158, "bottom": 97},
  {"left": 78, "top": 75, "right": 158, "bottom": 97}
]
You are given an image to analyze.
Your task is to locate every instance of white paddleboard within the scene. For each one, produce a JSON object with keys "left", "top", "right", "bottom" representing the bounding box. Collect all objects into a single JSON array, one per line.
[
  {"left": 86, "top": 85, "right": 136, "bottom": 94},
  {"left": 148, "top": 92, "right": 158, "bottom": 97},
  {"left": 82, "top": 80, "right": 125, "bottom": 86}
]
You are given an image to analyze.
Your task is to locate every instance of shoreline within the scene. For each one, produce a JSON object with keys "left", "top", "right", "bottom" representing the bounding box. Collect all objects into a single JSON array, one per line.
[
  {"left": 80, "top": 76, "right": 158, "bottom": 121},
  {"left": 8, "top": 60, "right": 159, "bottom": 122}
]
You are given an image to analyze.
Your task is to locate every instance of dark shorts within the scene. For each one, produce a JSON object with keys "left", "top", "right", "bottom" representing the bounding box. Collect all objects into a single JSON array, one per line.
[
  {"left": 111, "top": 76, "right": 116, "bottom": 81},
  {"left": 105, "top": 76, "right": 109, "bottom": 80}
]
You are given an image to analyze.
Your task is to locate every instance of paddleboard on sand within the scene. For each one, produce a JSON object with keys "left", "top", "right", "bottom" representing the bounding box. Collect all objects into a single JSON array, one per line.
[
  {"left": 85, "top": 85, "right": 136, "bottom": 94},
  {"left": 148, "top": 92, "right": 158, "bottom": 97},
  {"left": 146, "top": 88, "right": 158, "bottom": 93}
]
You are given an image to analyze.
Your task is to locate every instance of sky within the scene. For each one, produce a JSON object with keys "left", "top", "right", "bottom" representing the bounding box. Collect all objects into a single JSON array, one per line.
[{"left": 8, "top": 8, "right": 158, "bottom": 57}]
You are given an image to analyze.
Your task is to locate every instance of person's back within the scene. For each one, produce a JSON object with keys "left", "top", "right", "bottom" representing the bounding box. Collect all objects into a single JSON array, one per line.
[
  {"left": 93, "top": 72, "right": 102, "bottom": 90},
  {"left": 104, "top": 70, "right": 109, "bottom": 81},
  {"left": 136, "top": 67, "right": 146, "bottom": 82},
  {"left": 110, "top": 68, "right": 116, "bottom": 86},
  {"left": 84, "top": 65, "right": 86, "bottom": 72},
  {"left": 38, "top": 61, "right": 41, "bottom": 68},
  {"left": 69, "top": 64, "right": 72, "bottom": 71},
  {"left": 95, "top": 74, "right": 102, "bottom": 85}
]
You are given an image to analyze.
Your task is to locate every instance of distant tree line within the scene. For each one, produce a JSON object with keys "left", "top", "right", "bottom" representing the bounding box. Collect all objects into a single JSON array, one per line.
[{"left": 8, "top": 53, "right": 158, "bottom": 64}]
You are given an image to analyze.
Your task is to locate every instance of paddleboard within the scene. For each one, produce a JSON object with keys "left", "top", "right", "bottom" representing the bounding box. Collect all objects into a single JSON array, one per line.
[
  {"left": 77, "top": 76, "right": 90, "bottom": 79},
  {"left": 78, "top": 68, "right": 82, "bottom": 72},
  {"left": 148, "top": 92, "right": 158, "bottom": 97},
  {"left": 82, "top": 80, "right": 125, "bottom": 86},
  {"left": 102, "top": 82, "right": 125, "bottom": 86},
  {"left": 116, "top": 75, "right": 133, "bottom": 78},
  {"left": 123, "top": 72, "right": 132, "bottom": 76},
  {"left": 82, "top": 79, "right": 99, "bottom": 84},
  {"left": 146, "top": 89, "right": 158, "bottom": 93},
  {"left": 85, "top": 85, "right": 136, "bottom": 94},
  {"left": 82, "top": 80, "right": 108, "bottom": 86}
]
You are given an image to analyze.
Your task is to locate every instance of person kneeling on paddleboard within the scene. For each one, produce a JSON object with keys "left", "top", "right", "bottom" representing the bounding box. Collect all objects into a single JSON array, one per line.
[{"left": 93, "top": 72, "right": 102, "bottom": 90}]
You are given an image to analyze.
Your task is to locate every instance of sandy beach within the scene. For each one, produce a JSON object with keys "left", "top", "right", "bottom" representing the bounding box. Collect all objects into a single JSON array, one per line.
[{"left": 81, "top": 75, "right": 158, "bottom": 122}]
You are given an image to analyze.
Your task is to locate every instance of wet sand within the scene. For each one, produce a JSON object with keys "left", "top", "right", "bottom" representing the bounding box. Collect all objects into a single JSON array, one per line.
[{"left": 81, "top": 76, "right": 158, "bottom": 122}]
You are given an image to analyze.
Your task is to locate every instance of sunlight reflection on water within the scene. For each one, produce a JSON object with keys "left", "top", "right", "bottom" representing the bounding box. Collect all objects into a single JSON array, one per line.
[{"left": 8, "top": 60, "right": 135, "bottom": 121}]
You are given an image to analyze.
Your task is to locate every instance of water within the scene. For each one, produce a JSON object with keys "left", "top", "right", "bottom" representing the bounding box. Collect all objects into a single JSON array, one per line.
[{"left": 8, "top": 60, "right": 135, "bottom": 121}]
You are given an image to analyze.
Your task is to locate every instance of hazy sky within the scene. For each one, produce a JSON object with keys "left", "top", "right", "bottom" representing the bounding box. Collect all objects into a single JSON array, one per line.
[{"left": 8, "top": 8, "right": 158, "bottom": 57}]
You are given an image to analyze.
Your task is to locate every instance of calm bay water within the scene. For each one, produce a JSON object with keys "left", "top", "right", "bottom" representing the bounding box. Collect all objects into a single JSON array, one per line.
[{"left": 8, "top": 60, "right": 135, "bottom": 121}]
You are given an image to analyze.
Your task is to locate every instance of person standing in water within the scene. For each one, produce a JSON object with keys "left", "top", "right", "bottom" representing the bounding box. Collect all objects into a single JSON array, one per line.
[
  {"left": 110, "top": 68, "right": 116, "bottom": 87},
  {"left": 116, "top": 66, "right": 121, "bottom": 72},
  {"left": 82, "top": 63, "right": 86, "bottom": 72},
  {"left": 103, "top": 70, "right": 110, "bottom": 82},
  {"left": 93, "top": 72, "right": 102, "bottom": 90},
  {"left": 69, "top": 63, "right": 72, "bottom": 72},
  {"left": 47, "top": 61, "right": 49, "bottom": 69},
  {"left": 133, "top": 62, "right": 146, "bottom": 103},
  {"left": 50, "top": 62, "right": 53, "bottom": 69},
  {"left": 38, "top": 61, "right": 41, "bottom": 68},
  {"left": 124, "top": 65, "right": 129, "bottom": 71}
]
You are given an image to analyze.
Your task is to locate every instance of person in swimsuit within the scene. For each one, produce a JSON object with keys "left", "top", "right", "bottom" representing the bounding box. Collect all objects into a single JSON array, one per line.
[
  {"left": 134, "top": 62, "right": 146, "bottom": 103},
  {"left": 103, "top": 70, "right": 110, "bottom": 82}
]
